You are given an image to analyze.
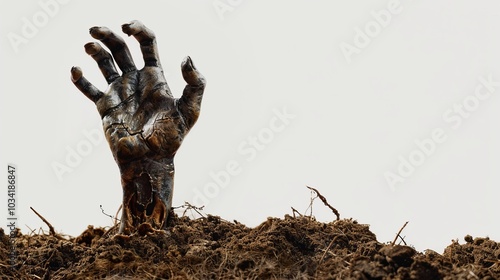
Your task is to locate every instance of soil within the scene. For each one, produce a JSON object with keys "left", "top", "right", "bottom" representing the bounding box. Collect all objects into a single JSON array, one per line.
[{"left": 1, "top": 213, "right": 499, "bottom": 279}]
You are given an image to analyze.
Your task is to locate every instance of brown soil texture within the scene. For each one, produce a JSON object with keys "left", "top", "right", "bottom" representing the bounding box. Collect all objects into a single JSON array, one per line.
[{"left": 1, "top": 214, "right": 499, "bottom": 279}]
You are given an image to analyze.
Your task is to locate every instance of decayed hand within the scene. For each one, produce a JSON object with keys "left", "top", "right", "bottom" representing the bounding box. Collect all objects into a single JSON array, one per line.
[{"left": 70, "top": 20, "right": 205, "bottom": 233}]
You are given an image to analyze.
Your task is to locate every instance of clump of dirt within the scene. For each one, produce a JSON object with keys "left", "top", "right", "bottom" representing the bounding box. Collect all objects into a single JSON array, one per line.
[{"left": 1, "top": 214, "right": 499, "bottom": 279}]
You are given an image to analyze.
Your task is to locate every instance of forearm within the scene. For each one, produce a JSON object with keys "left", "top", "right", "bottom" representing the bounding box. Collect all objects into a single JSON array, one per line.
[{"left": 118, "top": 158, "right": 175, "bottom": 233}]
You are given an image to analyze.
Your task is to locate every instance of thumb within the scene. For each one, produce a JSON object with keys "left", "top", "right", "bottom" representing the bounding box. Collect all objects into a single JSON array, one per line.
[{"left": 181, "top": 56, "right": 205, "bottom": 87}]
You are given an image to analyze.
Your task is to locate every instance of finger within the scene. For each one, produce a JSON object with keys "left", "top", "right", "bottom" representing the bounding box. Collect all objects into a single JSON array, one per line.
[
  {"left": 84, "top": 42, "right": 120, "bottom": 84},
  {"left": 178, "top": 56, "right": 206, "bottom": 129},
  {"left": 70, "top": 66, "right": 103, "bottom": 102},
  {"left": 89, "top": 26, "right": 137, "bottom": 73},
  {"left": 181, "top": 56, "right": 205, "bottom": 87},
  {"left": 122, "top": 20, "right": 160, "bottom": 67}
]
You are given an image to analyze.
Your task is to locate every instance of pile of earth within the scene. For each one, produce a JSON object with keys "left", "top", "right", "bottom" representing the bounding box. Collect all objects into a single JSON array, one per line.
[{"left": 1, "top": 213, "right": 499, "bottom": 279}]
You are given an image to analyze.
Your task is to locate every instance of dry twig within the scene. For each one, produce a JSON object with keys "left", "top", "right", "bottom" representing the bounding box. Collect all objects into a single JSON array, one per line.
[
  {"left": 172, "top": 202, "right": 205, "bottom": 218},
  {"left": 391, "top": 221, "right": 409, "bottom": 246},
  {"left": 291, "top": 207, "right": 303, "bottom": 218},
  {"left": 100, "top": 204, "right": 121, "bottom": 225},
  {"left": 306, "top": 186, "right": 340, "bottom": 220},
  {"left": 114, "top": 204, "right": 123, "bottom": 226},
  {"left": 30, "top": 207, "right": 56, "bottom": 236},
  {"left": 305, "top": 190, "right": 317, "bottom": 218}
]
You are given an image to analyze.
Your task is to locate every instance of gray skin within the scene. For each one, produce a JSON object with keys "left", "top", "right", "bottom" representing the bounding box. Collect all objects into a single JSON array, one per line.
[{"left": 70, "top": 20, "right": 206, "bottom": 234}]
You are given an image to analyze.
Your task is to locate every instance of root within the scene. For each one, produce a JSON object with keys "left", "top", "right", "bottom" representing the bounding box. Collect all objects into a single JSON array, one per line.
[
  {"left": 100, "top": 204, "right": 121, "bottom": 225},
  {"left": 114, "top": 204, "right": 122, "bottom": 226}
]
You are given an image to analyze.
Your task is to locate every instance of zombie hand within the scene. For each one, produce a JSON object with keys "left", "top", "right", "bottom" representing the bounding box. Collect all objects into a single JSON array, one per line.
[{"left": 70, "top": 20, "right": 205, "bottom": 234}]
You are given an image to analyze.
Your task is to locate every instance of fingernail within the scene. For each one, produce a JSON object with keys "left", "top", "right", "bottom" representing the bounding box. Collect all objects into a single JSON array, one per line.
[
  {"left": 84, "top": 42, "right": 100, "bottom": 55},
  {"left": 121, "top": 23, "right": 132, "bottom": 36},
  {"left": 70, "top": 66, "right": 82, "bottom": 82},
  {"left": 186, "top": 56, "right": 196, "bottom": 70},
  {"left": 89, "top": 26, "right": 109, "bottom": 40}
]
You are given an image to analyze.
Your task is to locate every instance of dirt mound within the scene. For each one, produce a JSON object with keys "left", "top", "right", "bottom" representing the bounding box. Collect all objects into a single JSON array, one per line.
[{"left": 1, "top": 214, "right": 499, "bottom": 279}]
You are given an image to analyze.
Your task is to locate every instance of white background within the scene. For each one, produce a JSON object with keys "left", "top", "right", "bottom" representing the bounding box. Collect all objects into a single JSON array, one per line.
[{"left": 1, "top": 0, "right": 500, "bottom": 252}]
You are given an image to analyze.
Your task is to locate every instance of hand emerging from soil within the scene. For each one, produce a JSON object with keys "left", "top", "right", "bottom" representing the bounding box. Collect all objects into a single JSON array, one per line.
[{"left": 71, "top": 20, "right": 205, "bottom": 234}]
